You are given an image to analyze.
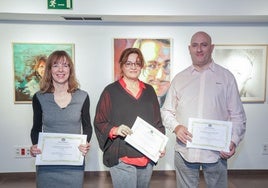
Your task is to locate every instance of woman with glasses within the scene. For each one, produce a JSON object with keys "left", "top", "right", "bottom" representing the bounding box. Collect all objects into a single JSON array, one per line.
[
  {"left": 29, "top": 50, "right": 92, "bottom": 188},
  {"left": 94, "top": 48, "right": 165, "bottom": 188}
]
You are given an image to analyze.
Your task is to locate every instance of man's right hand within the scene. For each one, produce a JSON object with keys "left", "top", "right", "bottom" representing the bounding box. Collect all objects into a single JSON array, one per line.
[{"left": 174, "top": 125, "right": 192, "bottom": 144}]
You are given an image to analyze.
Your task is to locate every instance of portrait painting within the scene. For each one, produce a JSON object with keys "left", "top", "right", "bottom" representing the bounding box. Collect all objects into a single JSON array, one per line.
[
  {"left": 114, "top": 38, "right": 171, "bottom": 106},
  {"left": 213, "top": 45, "right": 267, "bottom": 102},
  {"left": 13, "top": 43, "right": 74, "bottom": 103}
]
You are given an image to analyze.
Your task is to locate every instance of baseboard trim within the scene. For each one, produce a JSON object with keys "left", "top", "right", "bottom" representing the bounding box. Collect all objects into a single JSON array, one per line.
[{"left": 227, "top": 169, "right": 268, "bottom": 176}]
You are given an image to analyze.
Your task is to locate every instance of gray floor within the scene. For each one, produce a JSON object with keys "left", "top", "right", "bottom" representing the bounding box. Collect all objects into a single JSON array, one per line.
[{"left": 0, "top": 170, "right": 268, "bottom": 188}]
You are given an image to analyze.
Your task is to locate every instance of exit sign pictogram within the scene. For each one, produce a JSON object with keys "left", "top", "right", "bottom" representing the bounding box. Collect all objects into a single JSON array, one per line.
[{"left": 48, "top": 0, "right": 72, "bottom": 10}]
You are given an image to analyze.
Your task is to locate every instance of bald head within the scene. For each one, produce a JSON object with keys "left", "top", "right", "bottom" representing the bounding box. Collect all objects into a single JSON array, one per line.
[
  {"left": 191, "top": 31, "right": 212, "bottom": 45},
  {"left": 188, "top": 31, "right": 214, "bottom": 70}
]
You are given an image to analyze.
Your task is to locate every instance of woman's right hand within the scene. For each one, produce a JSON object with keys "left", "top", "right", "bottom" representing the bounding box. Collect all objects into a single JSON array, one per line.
[
  {"left": 30, "top": 144, "right": 42, "bottom": 157},
  {"left": 115, "top": 124, "right": 133, "bottom": 137}
]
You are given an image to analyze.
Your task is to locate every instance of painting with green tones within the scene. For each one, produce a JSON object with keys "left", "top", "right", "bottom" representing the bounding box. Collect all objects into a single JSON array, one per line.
[{"left": 13, "top": 43, "right": 74, "bottom": 103}]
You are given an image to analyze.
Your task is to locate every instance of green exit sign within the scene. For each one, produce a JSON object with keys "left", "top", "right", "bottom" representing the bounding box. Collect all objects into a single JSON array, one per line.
[{"left": 48, "top": 0, "right": 72, "bottom": 10}]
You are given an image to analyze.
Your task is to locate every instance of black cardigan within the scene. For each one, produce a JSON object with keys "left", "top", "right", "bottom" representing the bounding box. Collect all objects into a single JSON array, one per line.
[{"left": 94, "top": 81, "right": 165, "bottom": 167}]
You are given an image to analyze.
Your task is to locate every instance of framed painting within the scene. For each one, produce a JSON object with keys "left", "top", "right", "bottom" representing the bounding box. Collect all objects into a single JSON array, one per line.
[
  {"left": 114, "top": 38, "right": 171, "bottom": 106},
  {"left": 213, "top": 45, "right": 267, "bottom": 102},
  {"left": 13, "top": 43, "right": 75, "bottom": 103}
]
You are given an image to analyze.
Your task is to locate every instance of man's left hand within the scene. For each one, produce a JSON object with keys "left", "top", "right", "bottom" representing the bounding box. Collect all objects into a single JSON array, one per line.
[{"left": 220, "top": 141, "right": 236, "bottom": 159}]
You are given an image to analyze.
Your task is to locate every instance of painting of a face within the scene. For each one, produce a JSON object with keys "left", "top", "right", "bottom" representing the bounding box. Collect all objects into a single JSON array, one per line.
[
  {"left": 213, "top": 45, "right": 267, "bottom": 102},
  {"left": 114, "top": 38, "right": 171, "bottom": 106},
  {"left": 13, "top": 43, "right": 74, "bottom": 103}
]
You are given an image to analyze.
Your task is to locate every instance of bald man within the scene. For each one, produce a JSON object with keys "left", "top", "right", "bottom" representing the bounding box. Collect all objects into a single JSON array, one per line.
[{"left": 161, "top": 31, "right": 246, "bottom": 188}]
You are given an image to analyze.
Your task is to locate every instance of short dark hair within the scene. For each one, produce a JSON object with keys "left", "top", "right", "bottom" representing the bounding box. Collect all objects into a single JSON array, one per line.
[{"left": 119, "top": 48, "right": 145, "bottom": 69}]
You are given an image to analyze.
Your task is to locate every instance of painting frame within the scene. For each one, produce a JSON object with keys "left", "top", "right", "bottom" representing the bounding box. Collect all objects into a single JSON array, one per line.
[
  {"left": 213, "top": 44, "right": 267, "bottom": 103},
  {"left": 13, "top": 42, "right": 75, "bottom": 104},
  {"left": 113, "top": 38, "right": 172, "bottom": 107}
]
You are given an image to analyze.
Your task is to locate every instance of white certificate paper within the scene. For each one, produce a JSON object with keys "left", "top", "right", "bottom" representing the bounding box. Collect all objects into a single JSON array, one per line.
[
  {"left": 125, "top": 116, "right": 168, "bottom": 163},
  {"left": 36, "top": 133, "right": 87, "bottom": 165},
  {"left": 186, "top": 118, "right": 232, "bottom": 152}
]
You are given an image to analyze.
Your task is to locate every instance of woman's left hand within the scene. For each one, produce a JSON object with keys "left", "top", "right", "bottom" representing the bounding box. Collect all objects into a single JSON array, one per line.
[{"left": 78, "top": 142, "right": 90, "bottom": 156}]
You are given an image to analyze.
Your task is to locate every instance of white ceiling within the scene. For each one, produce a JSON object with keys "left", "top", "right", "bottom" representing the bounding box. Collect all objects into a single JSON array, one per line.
[{"left": 1, "top": 13, "right": 268, "bottom": 25}]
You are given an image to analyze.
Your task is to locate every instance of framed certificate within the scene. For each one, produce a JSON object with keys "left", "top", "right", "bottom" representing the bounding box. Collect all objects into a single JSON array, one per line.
[
  {"left": 125, "top": 116, "right": 168, "bottom": 163},
  {"left": 36, "top": 133, "right": 87, "bottom": 165},
  {"left": 186, "top": 118, "right": 232, "bottom": 152}
]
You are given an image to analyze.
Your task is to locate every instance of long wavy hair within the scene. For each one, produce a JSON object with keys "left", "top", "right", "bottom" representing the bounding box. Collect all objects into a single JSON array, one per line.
[
  {"left": 25, "top": 55, "right": 47, "bottom": 82},
  {"left": 39, "top": 50, "right": 79, "bottom": 93}
]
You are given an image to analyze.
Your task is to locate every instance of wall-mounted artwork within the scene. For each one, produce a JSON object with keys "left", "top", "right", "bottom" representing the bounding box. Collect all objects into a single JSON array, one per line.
[
  {"left": 13, "top": 43, "right": 74, "bottom": 103},
  {"left": 213, "top": 45, "right": 267, "bottom": 102},
  {"left": 114, "top": 38, "right": 171, "bottom": 106}
]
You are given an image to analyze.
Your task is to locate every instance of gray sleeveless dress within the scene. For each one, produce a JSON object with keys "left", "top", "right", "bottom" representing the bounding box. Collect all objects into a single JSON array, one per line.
[{"left": 32, "top": 89, "right": 91, "bottom": 188}]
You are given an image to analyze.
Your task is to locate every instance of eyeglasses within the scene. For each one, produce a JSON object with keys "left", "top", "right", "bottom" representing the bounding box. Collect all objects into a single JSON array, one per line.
[
  {"left": 52, "top": 63, "right": 70, "bottom": 69},
  {"left": 124, "top": 61, "right": 142, "bottom": 69}
]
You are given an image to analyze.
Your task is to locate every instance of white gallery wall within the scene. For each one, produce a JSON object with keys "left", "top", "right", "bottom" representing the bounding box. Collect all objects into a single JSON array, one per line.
[
  {"left": 1, "top": 23, "right": 268, "bottom": 173},
  {"left": 1, "top": 0, "right": 268, "bottom": 173}
]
